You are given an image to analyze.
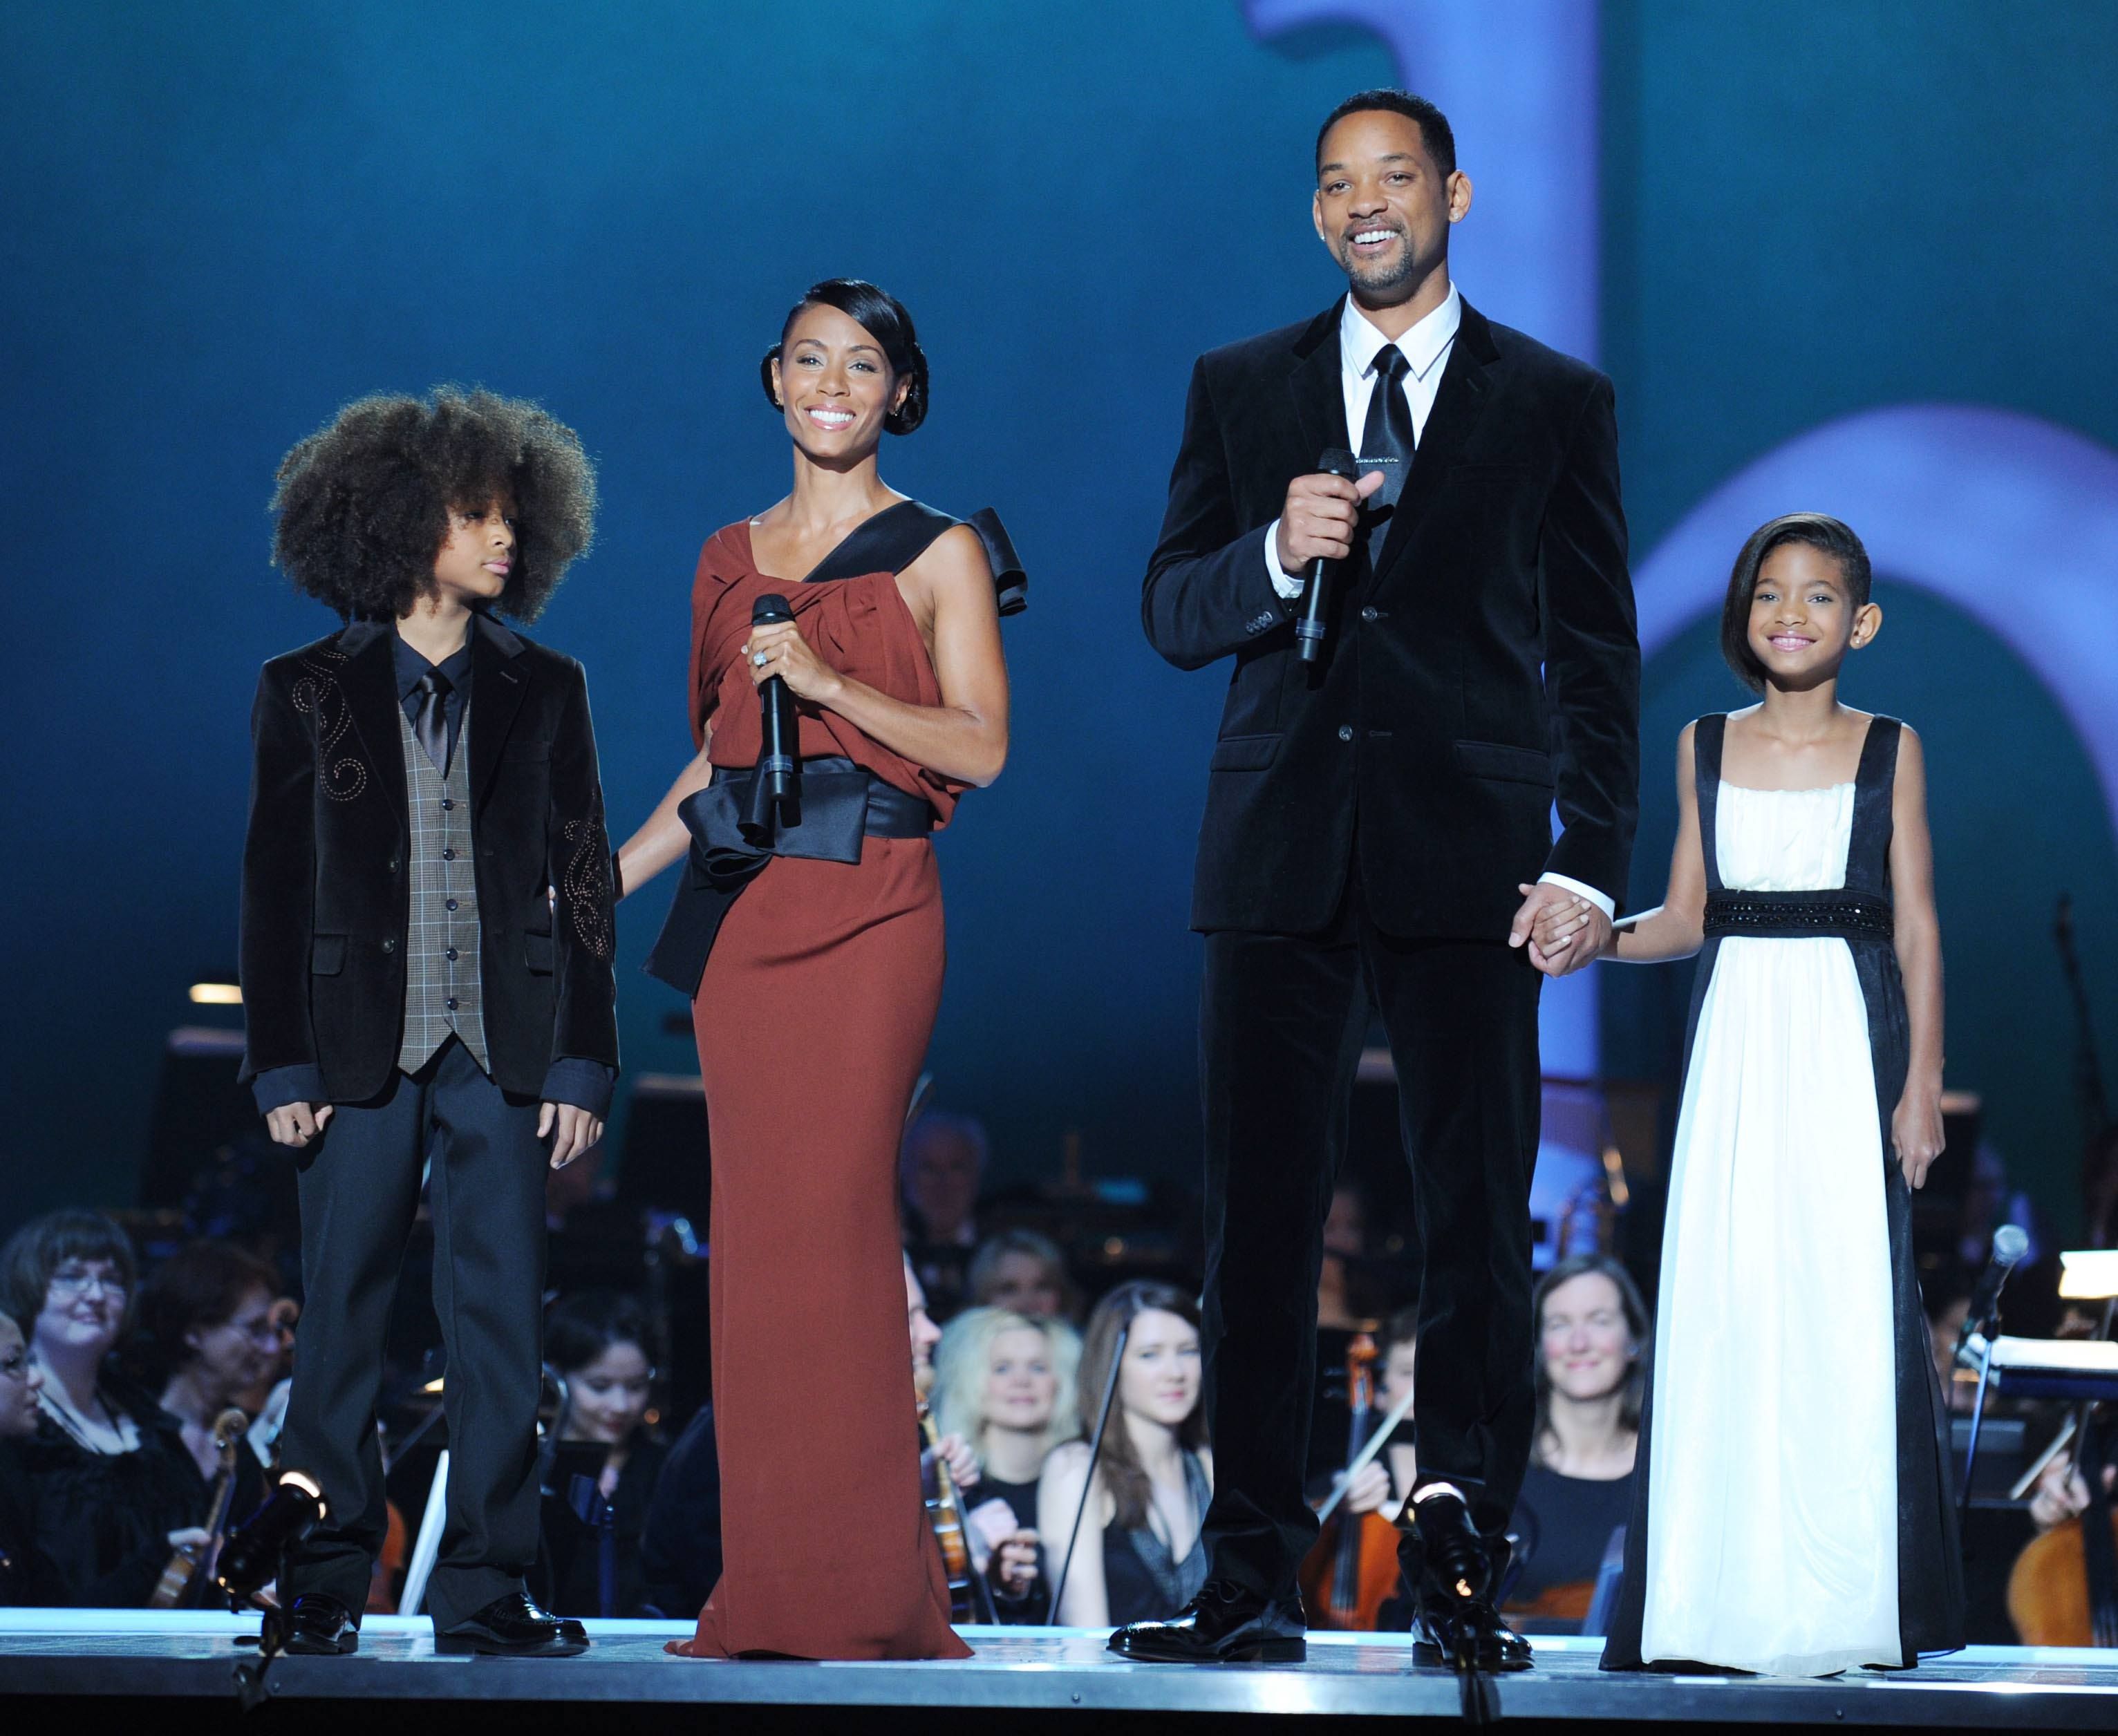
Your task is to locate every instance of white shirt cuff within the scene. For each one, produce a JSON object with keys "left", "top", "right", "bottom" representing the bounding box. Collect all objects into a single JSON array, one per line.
[
  {"left": 1263, "top": 518, "right": 1305, "bottom": 599},
  {"left": 1539, "top": 872, "right": 1615, "bottom": 922}
]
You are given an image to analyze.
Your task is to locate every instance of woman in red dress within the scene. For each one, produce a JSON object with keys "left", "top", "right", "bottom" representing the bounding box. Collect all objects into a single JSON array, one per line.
[{"left": 616, "top": 279, "right": 1022, "bottom": 1659}]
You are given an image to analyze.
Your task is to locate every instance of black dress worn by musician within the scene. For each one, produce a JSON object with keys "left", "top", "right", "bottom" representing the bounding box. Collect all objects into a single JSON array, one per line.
[{"left": 1118, "top": 288, "right": 1638, "bottom": 1664}]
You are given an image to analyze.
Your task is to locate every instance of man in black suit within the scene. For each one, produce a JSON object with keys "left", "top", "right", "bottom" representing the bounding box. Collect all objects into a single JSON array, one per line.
[
  {"left": 1113, "top": 91, "right": 1638, "bottom": 1671},
  {"left": 241, "top": 389, "right": 619, "bottom": 1657}
]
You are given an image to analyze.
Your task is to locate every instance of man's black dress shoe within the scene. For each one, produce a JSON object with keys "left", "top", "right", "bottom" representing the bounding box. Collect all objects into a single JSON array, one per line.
[
  {"left": 1400, "top": 1495, "right": 1532, "bottom": 1674},
  {"left": 1108, "top": 1579, "right": 1306, "bottom": 1663},
  {"left": 435, "top": 1591, "right": 590, "bottom": 1657},
  {"left": 284, "top": 1593, "right": 359, "bottom": 1656}
]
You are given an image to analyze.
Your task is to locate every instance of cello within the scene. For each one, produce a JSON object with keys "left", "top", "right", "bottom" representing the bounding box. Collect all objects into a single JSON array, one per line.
[{"left": 1298, "top": 1334, "right": 1404, "bottom": 1629}]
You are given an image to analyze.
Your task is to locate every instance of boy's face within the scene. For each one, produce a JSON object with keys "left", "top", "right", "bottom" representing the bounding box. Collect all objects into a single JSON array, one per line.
[{"left": 427, "top": 495, "right": 516, "bottom": 612}]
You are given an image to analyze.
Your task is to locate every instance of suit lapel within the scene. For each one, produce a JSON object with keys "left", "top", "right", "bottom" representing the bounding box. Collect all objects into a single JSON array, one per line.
[
  {"left": 1372, "top": 300, "right": 1502, "bottom": 583},
  {"left": 334, "top": 621, "right": 409, "bottom": 833},
  {"left": 1286, "top": 300, "right": 1349, "bottom": 464},
  {"left": 468, "top": 611, "right": 531, "bottom": 811}
]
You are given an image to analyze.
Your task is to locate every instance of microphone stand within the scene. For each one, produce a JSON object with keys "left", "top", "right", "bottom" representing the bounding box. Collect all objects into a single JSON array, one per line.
[{"left": 1049, "top": 1323, "right": 1128, "bottom": 1620}]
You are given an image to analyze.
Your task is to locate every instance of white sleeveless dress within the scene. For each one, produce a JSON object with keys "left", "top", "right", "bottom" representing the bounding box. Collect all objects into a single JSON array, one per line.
[{"left": 1640, "top": 781, "right": 1900, "bottom": 1675}]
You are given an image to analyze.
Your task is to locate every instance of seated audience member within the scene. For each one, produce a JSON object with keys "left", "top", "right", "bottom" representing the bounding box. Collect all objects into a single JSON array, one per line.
[
  {"left": 1, "top": 1309, "right": 66, "bottom": 1605},
  {"left": 1502, "top": 1254, "right": 1646, "bottom": 1627},
  {"left": 1315, "top": 1183, "right": 1371, "bottom": 1332},
  {"left": 135, "top": 1241, "right": 279, "bottom": 1528},
  {"left": 1040, "top": 1281, "right": 1210, "bottom": 1628},
  {"left": 967, "top": 1229, "right": 1080, "bottom": 1323},
  {"left": 903, "top": 1112, "right": 988, "bottom": 1317},
  {"left": 933, "top": 1305, "right": 1080, "bottom": 1621},
  {"left": 538, "top": 1291, "right": 668, "bottom": 1617},
  {"left": 640, "top": 1257, "right": 1035, "bottom": 1621},
  {"left": 1, "top": 1211, "right": 218, "bottom": 1605}
]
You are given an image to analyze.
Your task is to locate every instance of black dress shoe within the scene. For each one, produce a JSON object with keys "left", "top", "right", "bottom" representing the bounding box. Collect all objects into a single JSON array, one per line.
[
  {"left": 435, "top": 1592, "right": 590, "bottom": 1657},
  {"left": 1108, "top": 1579, "right": 1306, "bottom": 1663},
  {"left": 1399, "top": 1496, "right": 1532, "bottom": 1674},
  {"left": 283, "top": 1593, "right": 359, "bottom": 1656}
]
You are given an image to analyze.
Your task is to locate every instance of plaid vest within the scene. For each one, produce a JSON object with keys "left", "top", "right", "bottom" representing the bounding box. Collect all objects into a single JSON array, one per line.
[{"left": 395, "top": 701, "right": 491, "bottom": 1075}]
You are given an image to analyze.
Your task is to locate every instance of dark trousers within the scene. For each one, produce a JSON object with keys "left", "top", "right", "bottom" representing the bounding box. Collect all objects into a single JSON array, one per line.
[
  {"left": 1198, "top": 874, "right": 1543, "bottom": 1601},
  {"left": 281, "top": 1037, "right": 548, "bottom": 1629}
]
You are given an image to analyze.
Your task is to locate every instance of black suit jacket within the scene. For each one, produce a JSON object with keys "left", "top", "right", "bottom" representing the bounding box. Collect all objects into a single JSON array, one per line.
[
  {"left": 240, "top": 613, "right": 619, "bottom": 1104},
  {"left": 1143, "top": 298, "right": 1640, "bottom": 938}
]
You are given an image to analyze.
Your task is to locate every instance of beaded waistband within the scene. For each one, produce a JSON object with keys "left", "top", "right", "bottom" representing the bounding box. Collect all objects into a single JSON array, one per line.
[{"left": 1703, "top": 889, "right": 1894, "bottom": 942}]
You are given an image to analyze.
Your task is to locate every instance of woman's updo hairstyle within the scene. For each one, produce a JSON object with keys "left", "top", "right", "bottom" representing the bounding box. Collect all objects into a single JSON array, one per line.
[{"left": 760, "top": 278, "right": 930, "bottom": 435}]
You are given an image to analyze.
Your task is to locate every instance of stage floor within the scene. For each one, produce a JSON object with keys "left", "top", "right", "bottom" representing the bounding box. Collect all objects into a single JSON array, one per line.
[{"left": 2, "top": 1612, "right": 2114, "bottom": 1731}]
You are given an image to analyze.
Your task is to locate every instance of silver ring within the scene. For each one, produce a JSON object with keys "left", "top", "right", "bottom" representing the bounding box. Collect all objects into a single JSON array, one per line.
[{"left": 752, "top": 650, "right": 769, "bottom": 667}]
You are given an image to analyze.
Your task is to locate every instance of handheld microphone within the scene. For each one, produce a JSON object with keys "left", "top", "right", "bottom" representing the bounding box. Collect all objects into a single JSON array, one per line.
[
  {"left": 752, "top": 593, "right": 802, "bottom": 827},
  {"left": 1956, "top": 1223, "right": 2030, "bottom": 1364},
  {"left": 1295, "top": 447, "right": 1360, "bottom": 666}
]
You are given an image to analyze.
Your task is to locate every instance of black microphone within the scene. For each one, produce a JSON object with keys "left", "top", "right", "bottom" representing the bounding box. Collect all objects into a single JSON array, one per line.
[
  {"left": 1956, "top": 1223, "right": 2030, "bottom": 1363},
  {"left": 752, "top": 593, "right": 801, "bottom": 828},
  {"left": 1295, "top": 446, "right": 1360, "bottom": 666}
]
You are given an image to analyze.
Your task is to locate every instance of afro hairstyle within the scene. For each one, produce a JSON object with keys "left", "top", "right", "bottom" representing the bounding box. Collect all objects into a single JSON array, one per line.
[{"left": 270, "top": 386, "right": 595, "bottom": 623}]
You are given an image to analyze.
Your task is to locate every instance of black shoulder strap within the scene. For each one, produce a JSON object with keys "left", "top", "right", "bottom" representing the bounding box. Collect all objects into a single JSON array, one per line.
[
  {"left": 1694, "top": 715, "right": 1727, "bottom": 892},
  {"left": 805, "top": 500, "right": 1028, "bottom": 616},
  {"left": 1846, "top": 715, "right": 1904, "bottom": 894}
]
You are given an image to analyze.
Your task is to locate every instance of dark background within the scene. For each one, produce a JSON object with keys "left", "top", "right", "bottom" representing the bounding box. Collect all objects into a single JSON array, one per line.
[{"left": 3, "top": 1, "right": 2113, "bottom": 1236}]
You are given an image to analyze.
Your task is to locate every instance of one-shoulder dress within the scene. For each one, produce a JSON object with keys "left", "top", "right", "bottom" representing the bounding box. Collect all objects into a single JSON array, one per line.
[
  {"left": 655, "top": 501, "right": 1022, "bottom": 1661},
  {"left": 1602, "top": 714, "right": 1963, "bottom": 1676}
]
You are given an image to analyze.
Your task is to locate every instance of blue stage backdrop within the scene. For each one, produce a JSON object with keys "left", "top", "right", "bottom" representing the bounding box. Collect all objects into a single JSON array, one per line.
[{"left": 2, "top": 2, "right": 2113, "bottom": 1237}]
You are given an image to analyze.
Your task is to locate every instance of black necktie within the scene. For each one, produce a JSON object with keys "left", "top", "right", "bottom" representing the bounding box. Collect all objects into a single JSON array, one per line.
[
  {"left": 414, "top": 669, "right": 453, "bottom": 773},
  {"left": 1358, "top": 343, "right": 1416, "bottom": 559}
]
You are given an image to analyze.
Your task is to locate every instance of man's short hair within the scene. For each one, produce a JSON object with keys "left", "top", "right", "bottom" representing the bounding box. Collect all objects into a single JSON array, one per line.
[{"left": 1315, "top": 88, "right": 1456, "bottom": 178}]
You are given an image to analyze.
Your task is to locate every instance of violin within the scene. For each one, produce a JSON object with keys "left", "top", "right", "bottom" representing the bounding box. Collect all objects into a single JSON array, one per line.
[
  {"left": 1299, "top": 1333, "right": 1404, "bottom": 1630},
  {"left": 915, "top": 1372, "right": 995, "bottom": 1625},
  {"left": 149, "top": 1408, "right": 249, "bottom": 1609}
]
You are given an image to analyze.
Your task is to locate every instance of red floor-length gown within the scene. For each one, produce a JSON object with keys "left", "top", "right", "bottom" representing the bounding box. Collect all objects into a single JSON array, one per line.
[{"left": 669, "top": 513, "right": 972, "bottom": 1661}]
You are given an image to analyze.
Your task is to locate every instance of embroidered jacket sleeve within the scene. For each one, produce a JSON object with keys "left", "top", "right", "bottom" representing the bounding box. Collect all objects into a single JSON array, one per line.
[
  {"left": 238, "top": 662, "right": 321, "bottom": 1093},
  {"left": 545, "top": 657, "right": 621, "bottom": 1094}
]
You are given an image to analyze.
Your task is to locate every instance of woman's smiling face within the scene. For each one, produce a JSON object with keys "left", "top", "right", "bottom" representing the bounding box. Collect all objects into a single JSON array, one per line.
[{"left": 771, "top": 302, "right": 905, "bottom": 463}]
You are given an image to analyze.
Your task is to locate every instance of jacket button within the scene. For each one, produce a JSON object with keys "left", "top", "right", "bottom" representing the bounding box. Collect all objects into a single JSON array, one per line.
[
  {"left": 387, "top": 858, "right": 400, "bottom": 875},
  {"left": 1337, "top": 725, "right": 1353, "bottom": 742},
  {"left": 381, "top": 938, "right": 395, "bottom": 954},
  {"left": 1360, "top": 605, "right": 1380, "bottom": 623},
  {"left": 446, "top": 899, "right": 458, "bottom": 912},
  {"left": 441, "top": 798, "right": 454, "bottom": 811},
  {"left": 442, "top": 847, "right": 456, "bottom": 861},
  {"left": 445, "top": 947, "right": 458, "bottom": 962},
  {"left": 445, "top": 997, "right": 458, "bottom": 1012}
]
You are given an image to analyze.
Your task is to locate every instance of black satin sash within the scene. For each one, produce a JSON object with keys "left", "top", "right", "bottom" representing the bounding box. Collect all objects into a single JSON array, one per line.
[{"left": 644, "top": 757, "right": 936, "bottom": 997}]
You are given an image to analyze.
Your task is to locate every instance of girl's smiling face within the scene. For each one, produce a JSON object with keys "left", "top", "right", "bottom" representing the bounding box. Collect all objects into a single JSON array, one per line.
[{"left": 1746, "top": 541, "right": 1880, "bottom": 690}]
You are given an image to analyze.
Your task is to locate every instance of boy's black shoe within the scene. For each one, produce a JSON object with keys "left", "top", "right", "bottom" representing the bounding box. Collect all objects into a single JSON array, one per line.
[
  {"left": 1108, "top": 1578, "right": 1306, "bottom": 1663},
  {"left": 435, "top": 1591, "right": 590, "bottom": 1657},
  {"left": 1399, "top": 1493, "right": 1533, "bottom": 1673},
  {"left": 284, "top": 1594, "right": 359, "bottom": 1656}
]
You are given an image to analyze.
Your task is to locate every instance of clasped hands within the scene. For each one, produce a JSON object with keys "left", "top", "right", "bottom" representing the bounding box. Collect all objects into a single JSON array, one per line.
[
  {"left": 264, "top": 1099, "right": 604, "bottom": 1169},
  {"left": 1510, "top": 882, "right": 1611, "bottom": 978}
]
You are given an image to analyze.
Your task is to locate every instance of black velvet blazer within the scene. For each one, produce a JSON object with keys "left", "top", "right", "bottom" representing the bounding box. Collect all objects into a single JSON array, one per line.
[
  {"left": 239, "top": 614, "right": 619, "bottom": 1103},
  {"left": 1143, "top": 298, "right": 1640, "bottom": 938}
]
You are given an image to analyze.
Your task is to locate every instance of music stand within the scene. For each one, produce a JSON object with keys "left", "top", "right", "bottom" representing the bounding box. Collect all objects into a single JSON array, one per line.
[{"left": 1958, "top": 1250, "right": 2118, "bottom": 1514}]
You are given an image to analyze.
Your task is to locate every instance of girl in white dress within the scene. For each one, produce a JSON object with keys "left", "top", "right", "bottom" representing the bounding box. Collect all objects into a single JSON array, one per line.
[{"left": 1538, "top": 513, "right": 1962, "bottom": 1674}]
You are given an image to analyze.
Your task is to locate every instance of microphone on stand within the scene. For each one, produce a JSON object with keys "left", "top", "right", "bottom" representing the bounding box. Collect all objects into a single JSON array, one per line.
[
  {"left": 1295, "top": 447, "right": 1361, "bottom": 666},
  {"left": 1956, "top": 1222, "right": 2030, "bottom": 1364},
  {"left": 753, "top": 593, "right": 801, "bottom": 827},
  {"left": 1049, "top": 1321, "right": 1129, "bottom": 1617}
]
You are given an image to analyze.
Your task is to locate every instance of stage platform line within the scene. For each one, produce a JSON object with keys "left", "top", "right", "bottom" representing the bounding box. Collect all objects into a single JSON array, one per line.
[{"left": 1, "top": 1615, "right": 2113, "bottom": 1728}]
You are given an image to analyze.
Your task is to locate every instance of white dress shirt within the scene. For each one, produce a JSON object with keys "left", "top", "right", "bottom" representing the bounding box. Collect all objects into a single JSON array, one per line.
[{"left": 1262, "top": 282, "right": 1614, "bottom": 922}]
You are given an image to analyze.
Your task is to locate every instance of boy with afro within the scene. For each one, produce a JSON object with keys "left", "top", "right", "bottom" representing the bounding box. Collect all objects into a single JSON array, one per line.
[{"left": 239, "top": 388, "right": 618, "bottom": 1657}]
